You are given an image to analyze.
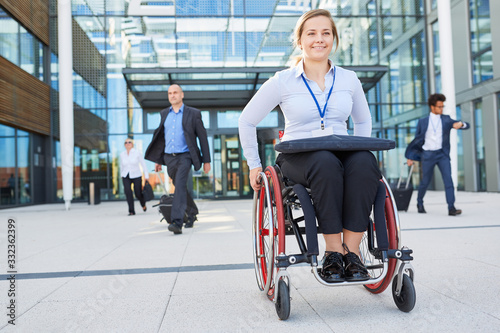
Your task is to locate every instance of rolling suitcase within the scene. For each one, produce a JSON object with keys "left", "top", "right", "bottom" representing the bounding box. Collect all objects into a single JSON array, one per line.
[
  {"left": 152, "top": 171, "right": 198, "bottom": 224},
  {"left": 390, "top": 164, "right": 414, "bottom": 212}
]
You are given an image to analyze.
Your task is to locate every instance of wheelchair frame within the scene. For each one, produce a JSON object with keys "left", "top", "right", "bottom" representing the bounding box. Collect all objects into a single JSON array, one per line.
[{"left": 252, "top": 164, "right": 416, "bottom": 320}]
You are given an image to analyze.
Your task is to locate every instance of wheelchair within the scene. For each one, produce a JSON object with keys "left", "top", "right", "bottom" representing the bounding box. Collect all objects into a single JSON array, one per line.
[{"left": 252, "top": 164, "right": 416, "bottom": 320}]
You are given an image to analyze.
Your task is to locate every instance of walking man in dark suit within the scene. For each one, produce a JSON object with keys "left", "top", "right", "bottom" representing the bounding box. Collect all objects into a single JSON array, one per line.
[
  {"left": 145, "top": 84, "right": 211, "bottom": 234},
  {"left": 405, "top": 93, "right": 469, "bottom": 216}
]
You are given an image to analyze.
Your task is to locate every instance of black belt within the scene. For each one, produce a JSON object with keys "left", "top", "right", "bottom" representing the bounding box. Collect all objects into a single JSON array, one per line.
[{"left": 166, "top": 152, "right": 188, "bottom": 156}]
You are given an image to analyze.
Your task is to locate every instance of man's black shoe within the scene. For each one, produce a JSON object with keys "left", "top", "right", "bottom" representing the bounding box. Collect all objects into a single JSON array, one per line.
[
  {"left": 448, "top": 208, "right": 462, "bottom": 216},
  {"left": 184, "top": 215, "right": 197, "bottom": 228},
  {"left": 417, "top": 204, "right": 426, "bottom": 213},
  {"left": 168, "top": 223, "right": 182, "bottom": 234}
]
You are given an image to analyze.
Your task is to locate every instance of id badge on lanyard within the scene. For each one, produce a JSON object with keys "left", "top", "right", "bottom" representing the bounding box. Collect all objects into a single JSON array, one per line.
[{"left": 301, "top": 66, "right": 336, "bottom": 137}]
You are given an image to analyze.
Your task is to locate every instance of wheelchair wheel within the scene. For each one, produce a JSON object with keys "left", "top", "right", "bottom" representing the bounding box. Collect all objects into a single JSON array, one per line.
[
  {"left": 392, "top": 274, "right": 416, "bottom": 312},
  {"left": 275, "top": 279, "right": 291, "bottom": 320},
  {"left": 252, "top": 166, "right": 285, "bottom": 299},
  {"left": 363, "top": 178, "right": 399, "bottom": 294}
]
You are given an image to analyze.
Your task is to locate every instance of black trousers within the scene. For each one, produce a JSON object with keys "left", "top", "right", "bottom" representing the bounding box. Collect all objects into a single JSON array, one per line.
[
  {"left": 163, "top": 153, "right": 197, "bottom": 226},
  {"left": 122, "top": 175, "right": 145, "bottom": 214},
  {"left": 276, "top": 150, "right": 381, "bottom": 234}
]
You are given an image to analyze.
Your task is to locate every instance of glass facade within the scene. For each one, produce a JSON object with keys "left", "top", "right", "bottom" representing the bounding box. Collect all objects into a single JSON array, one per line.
[
  {"left": 63, "top": 0, "right": 431, "bottom": 201},
  {"left": 0, "top": 0, "right": 498, "bottom": 208}
]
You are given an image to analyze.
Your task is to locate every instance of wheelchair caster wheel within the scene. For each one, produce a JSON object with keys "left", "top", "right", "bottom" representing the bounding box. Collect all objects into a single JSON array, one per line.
[
  {"left": 392, "top": 274, "right": 416, "bottom": 312},
  {"left": 275, "top": 279, "right": 290, "bottom": 320}
]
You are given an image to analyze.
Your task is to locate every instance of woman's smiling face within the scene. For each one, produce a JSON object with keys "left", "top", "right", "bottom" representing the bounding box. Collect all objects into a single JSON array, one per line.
[{"left": 298, "top": 15, "right": 334, "bottom": 63}]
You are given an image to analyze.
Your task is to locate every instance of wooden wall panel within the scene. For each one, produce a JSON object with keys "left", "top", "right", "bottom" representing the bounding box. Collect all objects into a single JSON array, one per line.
[
  {"left": 0, "top": 56, "right": 50, "bottom": 135},
  {"left": 0, "top": 0, "right": 50, "bottom": 45}
]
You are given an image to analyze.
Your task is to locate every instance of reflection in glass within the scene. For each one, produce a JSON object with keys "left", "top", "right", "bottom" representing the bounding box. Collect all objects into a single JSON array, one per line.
[
  {"left": 108, "top": 76, "right": 128, "bottom": 108},
  {"left": 218, "top": 110, "right": 241, "bottom": 128},
  {"left": 108, "top": 108, "right": 128, "bottom": 134},
  {"left": 472, "top": 50, "right": 493, "bottom": 84},
  {"left": 201, "top": 111, "right": 210, "bottom": 129},
  {"left": 146, "top": 112, "right": 161, "bottom": 131}
]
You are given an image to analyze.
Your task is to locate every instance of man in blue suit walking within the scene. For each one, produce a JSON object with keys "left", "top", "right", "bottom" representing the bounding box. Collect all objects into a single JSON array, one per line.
[
  {"left": 145, "top": 84, "right": 211, "bottom": 234},
  {"left": 405, "top": 93, "right": 469, "bottom": 216}
]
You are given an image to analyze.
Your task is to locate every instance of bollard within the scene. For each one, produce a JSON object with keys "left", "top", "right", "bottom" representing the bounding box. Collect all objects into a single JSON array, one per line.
[{"left": 88, "top": 182, "right": 101, "bottom": 205}]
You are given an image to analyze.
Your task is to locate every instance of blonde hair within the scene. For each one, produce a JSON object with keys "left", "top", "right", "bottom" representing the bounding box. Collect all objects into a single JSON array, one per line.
[{"left": 292, "top": 9, "right": 339, "bottom": 66}]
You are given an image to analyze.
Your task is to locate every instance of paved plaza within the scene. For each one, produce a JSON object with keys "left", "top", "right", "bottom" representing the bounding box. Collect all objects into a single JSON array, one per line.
[{"left": 0, "top": 190, "right": 499, "bottom": 332}]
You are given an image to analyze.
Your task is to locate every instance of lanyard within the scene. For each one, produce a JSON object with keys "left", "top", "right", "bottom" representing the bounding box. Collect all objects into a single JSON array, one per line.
[
  {"left": 430, "top": 116, "right": 441, "bottom": 133},
  {"left": 301, "top": 66, "right": 336, "bottom": 130}
]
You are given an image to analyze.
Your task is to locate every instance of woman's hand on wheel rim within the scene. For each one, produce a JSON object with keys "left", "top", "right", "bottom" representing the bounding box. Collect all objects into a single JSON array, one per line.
[{"left": 250, "top": 167, "right": 263, "bottom": 192}]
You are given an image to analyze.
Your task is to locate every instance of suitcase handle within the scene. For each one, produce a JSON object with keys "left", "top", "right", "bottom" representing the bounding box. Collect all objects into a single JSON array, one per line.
[
  {"left": 152, "top": 169, "right": 170, "bottom": 195},
  {"left": 397, "top": 163, "right": 414, "bottom": 190}
]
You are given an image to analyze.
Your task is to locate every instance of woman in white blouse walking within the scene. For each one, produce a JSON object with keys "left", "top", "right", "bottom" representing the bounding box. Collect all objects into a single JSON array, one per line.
[
  {"left": 120, "top": 138, "right": 149, "bottom": 216},
  {"left": 239, "top": 9, "right": 380, "bottom": 283}
]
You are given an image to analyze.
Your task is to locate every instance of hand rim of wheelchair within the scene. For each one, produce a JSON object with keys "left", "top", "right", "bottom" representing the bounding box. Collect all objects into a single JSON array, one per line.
[
  {"left": 252, "top": 165, "right": 415, "bottom": 318},
  {"left": 252, "top": 171, "right": 280, "bottom": 297},
  {"left": 362, "top": 176, "right": 400, "bottom": 293}
]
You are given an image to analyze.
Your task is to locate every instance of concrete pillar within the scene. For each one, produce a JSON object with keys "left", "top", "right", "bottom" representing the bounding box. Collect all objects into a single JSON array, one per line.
[
  {"left": 437, "top": 0, "right": 458, "bottom": 188},
  {"left": 58, "top": 0, "right": 74, "bottom": 210},
  {"left": 482, "top": 95, "right": 500, "bottom": 191}
]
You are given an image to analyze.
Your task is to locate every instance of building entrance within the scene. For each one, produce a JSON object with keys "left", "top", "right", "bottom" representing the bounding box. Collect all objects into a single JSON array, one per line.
[{"left": 213, "top": 134, "right": 251, "bottom": 198}]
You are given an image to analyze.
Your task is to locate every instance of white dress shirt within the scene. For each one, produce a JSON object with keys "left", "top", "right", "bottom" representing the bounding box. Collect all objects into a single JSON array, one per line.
[
  {"left": 239, "top": 60, "right": 372, "bottom": 169},
  {"left": 422, "top": 113, "right": 443, "bottom": 151},
  {"left": 120, "top": 148, "right": 149, "bottom": 179}
]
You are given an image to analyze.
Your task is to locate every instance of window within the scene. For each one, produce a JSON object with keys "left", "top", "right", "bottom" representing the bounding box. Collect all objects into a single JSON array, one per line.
[
  {"left": 456, "top": 105, "right": 465, "bottom": 190},
  {"left": 0, "top": 9, "right": 44, "bottom": 81},
  {"left": 0, "top": 124, "right": 31, "bottom": 206},
  {"left": 432, "top": 21, "right": 441, "bottom": 93},
  {"left": 217, "top": 110, "right": 278, "bottom": 128},
  {"left": 497, "top": 93, "right": 500, "bottom": 174},
  {"left": 470, "top": 0, "right": 492, "bottom": 84},
  {"left": 473, "top": 100, "right": 486, "bottom": 191}
]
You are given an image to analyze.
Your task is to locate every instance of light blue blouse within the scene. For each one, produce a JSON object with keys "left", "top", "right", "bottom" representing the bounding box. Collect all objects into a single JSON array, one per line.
[{"left": 239, "top": 60, "right": 372, "bottom": 170}]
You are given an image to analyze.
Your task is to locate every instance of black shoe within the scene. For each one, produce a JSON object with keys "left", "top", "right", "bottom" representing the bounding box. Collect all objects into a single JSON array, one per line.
[
  {"left": 343, "top": 244, "right": 370, "bottom": 282},
  {"left": 184, "top": 215, "right": 197, "bottom": 228},
  {"left": 417, "top": 204, "right": 426, "bottom": 213},
  {"left": 168, "top": 223, "right": 182, "bottom": 234},
  {"left": 448, "top": 208, "right": 462, "bottom": 216},
  {"left": 319, "top": 252, "right": 345, "bottom": 283},
  {"left": 128, "top": 212, "right": 135, "bottom": 216}
]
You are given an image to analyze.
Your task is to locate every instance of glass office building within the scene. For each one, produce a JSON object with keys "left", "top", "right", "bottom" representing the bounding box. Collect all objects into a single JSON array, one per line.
[{"left": 1, "top": 0, "right": 498, "bottom": 208}]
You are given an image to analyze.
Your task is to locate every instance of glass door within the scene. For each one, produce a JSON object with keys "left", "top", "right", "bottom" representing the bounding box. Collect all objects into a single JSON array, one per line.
[{"left": 213, "top": 134, "right": 251, "bottom": 198}]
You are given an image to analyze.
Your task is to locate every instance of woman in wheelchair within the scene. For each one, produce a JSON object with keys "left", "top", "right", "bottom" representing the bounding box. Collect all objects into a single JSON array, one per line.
[{"left": 239, "top": 9, "right": 381, "bottom": 283}]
